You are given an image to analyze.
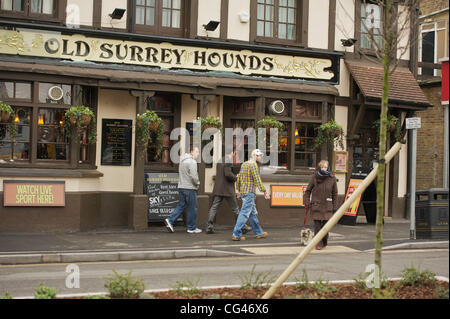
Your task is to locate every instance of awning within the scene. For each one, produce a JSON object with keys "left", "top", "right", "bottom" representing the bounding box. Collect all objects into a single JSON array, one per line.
[
  {"left": 346, "top": 60, "right": 431, "bottom": 108},
  {"left": 0, "top": 58, "right": 339, "bottom": 97}
]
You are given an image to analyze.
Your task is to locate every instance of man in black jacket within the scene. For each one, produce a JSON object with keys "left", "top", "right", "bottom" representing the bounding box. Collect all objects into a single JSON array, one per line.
[{"left": 206, "top": 150, "right": 251, "bottom": 234}]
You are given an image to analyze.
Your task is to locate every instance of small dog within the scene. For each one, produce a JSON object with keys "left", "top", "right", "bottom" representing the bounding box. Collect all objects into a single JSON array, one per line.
[{"left": 300, "top": 227, "right": 314, "bottom": 246}]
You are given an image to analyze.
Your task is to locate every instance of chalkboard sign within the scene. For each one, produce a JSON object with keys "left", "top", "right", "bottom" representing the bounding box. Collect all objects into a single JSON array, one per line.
[
  {"left": 101, "top": 119, "right": 132, "bottom": 166},
  {"left": 145, "top": 172, "right": 180, "bottom": 222}
]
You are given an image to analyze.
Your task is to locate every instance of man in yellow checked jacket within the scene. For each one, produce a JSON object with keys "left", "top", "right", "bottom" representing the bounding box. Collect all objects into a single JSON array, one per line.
[{"left": 232, "top": 149, "right": 270, "bottom": 241}]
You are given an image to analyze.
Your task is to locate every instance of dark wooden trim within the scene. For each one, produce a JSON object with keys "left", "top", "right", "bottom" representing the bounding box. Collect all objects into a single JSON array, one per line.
[
  {"left": 328, "top": 0, "right": 336, "bottom": 51},
  {"left": 0, "top": 0, "right": 66, "bottom": 24},
  {"left": 0, "top": 168, "right": 103, "bottom": 178},
  {"left": 301, "top": 0, "right": 309, "bottom": 47},
  {"left": 189, "top": 0, "right": 199, "bottom": 39},
  {"left": 220, "top": 0, "right": 229, "bottom": 41},
  {"left": 93, "top": 0, "right": 102, "bottom": 29}
]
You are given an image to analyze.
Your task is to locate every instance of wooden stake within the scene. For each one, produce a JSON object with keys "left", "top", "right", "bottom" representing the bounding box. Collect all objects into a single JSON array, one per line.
[{"left": 261, "top": 141, "right": 403, "bottom": 299}]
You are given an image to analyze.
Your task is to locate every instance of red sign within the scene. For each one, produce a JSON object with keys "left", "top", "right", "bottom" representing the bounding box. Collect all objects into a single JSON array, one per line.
[{"left": 441, "top": 58, "right": 449, "bottom": 104}]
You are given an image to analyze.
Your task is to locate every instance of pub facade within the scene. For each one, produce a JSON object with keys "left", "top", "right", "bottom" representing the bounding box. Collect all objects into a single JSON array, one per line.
[{"left": 0, "top": 0, "right": 430, "bottom": 232}]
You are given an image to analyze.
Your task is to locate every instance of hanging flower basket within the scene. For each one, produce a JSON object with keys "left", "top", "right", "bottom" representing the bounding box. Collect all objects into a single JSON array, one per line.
[
  {"left": 197, "top": 116, "right": 222, "bottom": 132},
  {"left": 0, "top": 100, "right": 17, "bottom": 138},
  {"left": 135, "top": 111, "right": 164, "bottom": 154},
  {"left": 0, "top": 101, "right": 14, "bottom": 123},
  {"left": 314, "top": 119, "right": 345, "bottom": 150},
  {"left": 64, "top": 105, "right": 97, "bottom": 144}
]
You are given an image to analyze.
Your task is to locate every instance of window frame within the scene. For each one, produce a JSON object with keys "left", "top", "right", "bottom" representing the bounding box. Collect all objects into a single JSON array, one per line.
[
  {"left": 0, "top": 0, "right": 67, "bottom": 24},
  {"left": 0, "top": 79, "right": 97, "bottom": 169},
  {"left": 143, "top": 92, "right": 181, "bottom": 172},
  {"left": 133, "top": 0, "right": 186, "bottom": 38},
  {"left": 250, "top": 0, "right": 308, "bottom": 47},
  {"left": 223, "top": 95, "right": 324, "bottom": 175}
]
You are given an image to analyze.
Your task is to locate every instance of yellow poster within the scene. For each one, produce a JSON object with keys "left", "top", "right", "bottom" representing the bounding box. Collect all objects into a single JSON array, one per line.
[{"left": 343, "top": 179, "right": 363, "bottom": 216}]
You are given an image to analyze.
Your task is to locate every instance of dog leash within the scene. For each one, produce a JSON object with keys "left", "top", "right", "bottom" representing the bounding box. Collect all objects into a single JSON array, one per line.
[{"left": 303, "top": 206, "right": 309, "bottom": 227}]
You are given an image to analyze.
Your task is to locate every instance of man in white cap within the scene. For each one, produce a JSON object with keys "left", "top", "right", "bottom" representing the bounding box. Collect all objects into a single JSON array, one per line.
[{"left": 232, "top": 149, "right": 270, "bottom": 241}]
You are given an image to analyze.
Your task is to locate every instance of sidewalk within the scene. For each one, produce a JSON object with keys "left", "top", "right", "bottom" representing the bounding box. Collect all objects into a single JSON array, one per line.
[{"left": 0, "top": 218, "right": 447, "bottom": 265}]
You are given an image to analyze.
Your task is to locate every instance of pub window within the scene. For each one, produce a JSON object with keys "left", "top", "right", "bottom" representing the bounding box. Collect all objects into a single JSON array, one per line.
[
  {"left": 294, "top": 100, "right": 321, "bottom": 168},
  {"left": 229, "top": 97, "right": 256, "bottom": 164},
  {"left": 360, "top": 1, "right": 383, "bottom": 51},
  {"left": 145, "top": 93, "right": 177, "bottom": 166},
  {"left": 264, "top": 98, "right": 291, "bottom": 169},
  {"left": 0, "top": 80, "right": 96, "bottom": 167},
  {"left": 135, "top": 0, "right": 184, "bottom": 37},
  {"left": 252, "top": 0, "right": 305, "bottom": 45},
  {"left": 0, "top": 0, "right": 56, "bottom": 16}
]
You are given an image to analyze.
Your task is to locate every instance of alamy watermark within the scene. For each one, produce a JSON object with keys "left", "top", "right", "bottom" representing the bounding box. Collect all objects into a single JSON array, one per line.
[{"left": 169, "top": 123, "right": 280, "bottom": 173}]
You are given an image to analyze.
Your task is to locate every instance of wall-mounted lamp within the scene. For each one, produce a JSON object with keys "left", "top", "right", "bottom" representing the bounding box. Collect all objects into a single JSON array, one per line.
[
  {"left": 109, "top": 8, "right": 126, "bottom": 20},
  {"left": 341, "top": 38, "right": 357, "bottom": 47},
  {"left": 203, "top": 20, "right": 220, "bottom": 32}
]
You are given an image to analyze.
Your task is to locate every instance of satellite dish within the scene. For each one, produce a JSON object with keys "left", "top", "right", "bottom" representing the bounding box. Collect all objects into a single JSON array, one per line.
[
  {"left": 48, "top": 86, "right": 64, "bottom": 101},
  {"left": 269, "top": 100, "right": 285, "bottom": 114}
]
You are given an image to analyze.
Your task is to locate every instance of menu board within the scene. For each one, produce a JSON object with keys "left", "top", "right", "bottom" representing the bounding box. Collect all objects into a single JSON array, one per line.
[
  {"left": 338, "top": 178, "right": 364, "bottom": 226},
  {"left": 101, "top": 119, "right": 132, "bottom": 166},
  {"left": 145, "top": 172, "right": 180, "bottom": 222}
]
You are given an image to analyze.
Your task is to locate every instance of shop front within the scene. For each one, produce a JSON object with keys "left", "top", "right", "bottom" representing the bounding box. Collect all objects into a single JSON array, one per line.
[{"left": 0, "top": 22, "right": 343, "bottom": 232}]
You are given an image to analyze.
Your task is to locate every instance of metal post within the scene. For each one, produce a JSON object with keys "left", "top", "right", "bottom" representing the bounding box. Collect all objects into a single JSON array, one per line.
[{"left": 409, "top": 128, "right": 417, "bottom": 240}]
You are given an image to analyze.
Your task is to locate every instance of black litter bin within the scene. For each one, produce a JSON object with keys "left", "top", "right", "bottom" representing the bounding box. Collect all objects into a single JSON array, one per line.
[{"left": 415, "top": 189, "right": 449, "bottom": 239}]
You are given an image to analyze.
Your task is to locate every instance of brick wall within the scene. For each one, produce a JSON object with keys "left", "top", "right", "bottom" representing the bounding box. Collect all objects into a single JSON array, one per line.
[
  {"left": 416, "top": 84, "right": 444, "bottom": 190},
  {"left": 419, "top": 0, "right": 449, "bottom": 16}
]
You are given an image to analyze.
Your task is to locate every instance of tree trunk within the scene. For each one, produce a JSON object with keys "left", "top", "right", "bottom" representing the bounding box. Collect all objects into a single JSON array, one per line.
[{"left": 374, "top": 0, "right": 392, "bottom": 297}]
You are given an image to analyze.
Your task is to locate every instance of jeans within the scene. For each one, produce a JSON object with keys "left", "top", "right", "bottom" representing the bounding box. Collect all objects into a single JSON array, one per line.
[
  {"left": 168, "top": 189, "right": 198, "bottom": 231},
  {"left": 232, "top": 193, "right": 264, "bottom": 238}
]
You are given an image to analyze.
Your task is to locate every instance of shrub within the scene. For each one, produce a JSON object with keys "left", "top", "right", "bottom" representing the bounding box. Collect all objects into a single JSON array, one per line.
[
  {"left": 239, "top": 265, "right": 276, "bottom": 290},
  {"left": 170, "top": 278, "right": 201, "bottom": 297},
  {"left": 1, "top": 292, "right": 13, "bottom": 299},
  {"left": 400, "top": 265, "right": 436, "bottom": 287},
  {"left": 104, "top": 270, "right": 145, "bottom": 299},
  {"left": 34, "top": 284, "right": 59, "bottom": 299}
]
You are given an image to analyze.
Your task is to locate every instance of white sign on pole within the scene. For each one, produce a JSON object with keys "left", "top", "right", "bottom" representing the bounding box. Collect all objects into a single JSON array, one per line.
[{"left": 406, "top": 117, "right": 421, "bottom": 129}]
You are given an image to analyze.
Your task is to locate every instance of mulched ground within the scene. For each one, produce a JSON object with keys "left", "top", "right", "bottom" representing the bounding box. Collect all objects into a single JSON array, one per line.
[{"left": 150, "top": 281, "right": 449, "bottom": 299}]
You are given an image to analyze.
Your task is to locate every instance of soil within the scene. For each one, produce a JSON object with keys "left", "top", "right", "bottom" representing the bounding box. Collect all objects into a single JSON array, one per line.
[{"left": 150, "top": 281, "right": 449, "bottom": 299}]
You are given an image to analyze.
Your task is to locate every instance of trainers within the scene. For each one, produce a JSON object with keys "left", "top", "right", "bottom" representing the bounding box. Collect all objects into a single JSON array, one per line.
[
  {"left": 232, "top": 236, "right": 245, "bottom": 241},
  {"left": 164, "top": 218, "right": 174, "bottom": 233},
  {"left": 187, "top": 228, "right": 202, "bottom": 234},
  {"left": 255, "top": 232, "right": 268, "bottom": 239}
]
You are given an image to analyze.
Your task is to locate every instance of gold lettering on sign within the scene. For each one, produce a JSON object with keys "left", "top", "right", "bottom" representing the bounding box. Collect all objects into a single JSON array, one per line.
[{"left": 0, "top": 29, "right": 335, "bottom": 81}]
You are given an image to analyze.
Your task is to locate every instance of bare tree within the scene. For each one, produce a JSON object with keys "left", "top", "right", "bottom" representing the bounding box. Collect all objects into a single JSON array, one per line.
[{"left": 336, "top": 0, "right": 419, "bottom": 296}]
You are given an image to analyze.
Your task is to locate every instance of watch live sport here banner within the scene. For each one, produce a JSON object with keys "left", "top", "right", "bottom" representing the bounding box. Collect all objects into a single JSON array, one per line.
[
  {"left": 343, "top": 179, "right": 364, "bottom": 216},
  {"left": 3, "top": 180, "right": 65, "bottom": 207},
  {"left": 270, "top": 185, "right": 308, "bottom": 207}
]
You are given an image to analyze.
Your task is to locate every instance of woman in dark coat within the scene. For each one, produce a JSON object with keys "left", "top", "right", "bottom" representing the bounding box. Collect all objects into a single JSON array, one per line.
[{"left": 304, "top": 160, "right": 338, "bottom": 250}]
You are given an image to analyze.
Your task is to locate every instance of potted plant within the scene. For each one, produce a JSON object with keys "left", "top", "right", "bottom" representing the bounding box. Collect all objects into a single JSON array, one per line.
[
  {"left": 314, "top": 119, "right": 345, "bottom": 149},
  {"left": 197, "top": 116, "right": 222, "bottom": 133},
  {"left": 136, "top": 111, "right": 164, "bottom": 155},
  {"left": 64, "top": 105, "right": 97, "bottom": 144},
  {"left": 0, "top": 100, "right": 17, "bottom": 139}
]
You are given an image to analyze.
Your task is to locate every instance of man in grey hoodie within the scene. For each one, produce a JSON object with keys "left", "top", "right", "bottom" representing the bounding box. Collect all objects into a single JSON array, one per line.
[{"left": 164, "top": 146, "right": 202, "bottom": 233}]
